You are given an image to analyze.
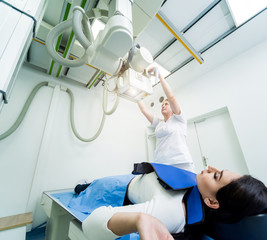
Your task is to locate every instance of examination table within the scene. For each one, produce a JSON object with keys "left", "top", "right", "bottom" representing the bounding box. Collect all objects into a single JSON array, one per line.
[
  {"left": 41, "top": 189, "right": 267, "bottom": 240},
  {"left": 41, "top": 189, "right": 88, "bottom": 240},
  {"left": 41, "top": 189, "right": 140, "bottom": 240}
]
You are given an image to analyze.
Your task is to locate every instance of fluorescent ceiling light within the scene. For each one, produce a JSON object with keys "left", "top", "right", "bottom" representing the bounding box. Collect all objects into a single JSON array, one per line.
[
  {"left": 226, "top": 0, "right": 266, "bottom": 27},
  {"left": 91, "top": 19, "right": 105, "bottom": 39}
]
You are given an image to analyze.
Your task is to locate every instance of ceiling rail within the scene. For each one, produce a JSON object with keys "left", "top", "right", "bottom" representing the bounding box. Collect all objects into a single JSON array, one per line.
[
  {"left": 156, "top": 13, "right": 204, "bottom": 64},
  {"left": 167, "top": 8, "right": 266, "bottom": 78},
  {"left": 154, "top": 0, "right": 221, "bottom": 60}
]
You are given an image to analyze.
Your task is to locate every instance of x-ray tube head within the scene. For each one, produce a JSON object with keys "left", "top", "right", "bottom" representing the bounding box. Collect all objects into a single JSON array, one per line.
[
  {"left": 129, "top": 47, "right": 153, "bottom": 73},
  {"left": 117, "top": 68, "right": 153, "bottom": 102}
]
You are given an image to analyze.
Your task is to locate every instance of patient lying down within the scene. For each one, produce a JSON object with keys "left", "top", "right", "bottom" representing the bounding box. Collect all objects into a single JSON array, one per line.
[{"left": 74, "top": 163, "right": 267, "bottom": 240}]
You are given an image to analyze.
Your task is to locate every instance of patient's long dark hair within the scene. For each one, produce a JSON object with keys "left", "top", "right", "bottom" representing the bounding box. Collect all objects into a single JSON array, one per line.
[
  {"left": 213, "top": 175, "right": 267, "bottom": 223},
  {"left": 177, "top": 175, "right": 267, "bottom": 240}
]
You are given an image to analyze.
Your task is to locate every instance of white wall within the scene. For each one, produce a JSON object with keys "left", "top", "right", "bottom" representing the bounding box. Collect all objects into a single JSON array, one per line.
[
  {"left": 171, "top": 39, "right": 267, "bottom": 185},
  {"left": 0, "top": 65, "right": 149, "bottom": 228},
  {"left": 0, "top": 227, "right": 26, "bottom": 240}
]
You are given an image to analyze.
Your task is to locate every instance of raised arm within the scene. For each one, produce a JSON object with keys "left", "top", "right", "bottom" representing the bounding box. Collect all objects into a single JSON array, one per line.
[
  {"left": 149, "top": 67, "right": 181, "bottom": 115},
  {"left": 138, "top": 100, "right": 154, "bottom": 124},
  {"left": 108, "top": 212, "right": 174, "bottom": 240}
]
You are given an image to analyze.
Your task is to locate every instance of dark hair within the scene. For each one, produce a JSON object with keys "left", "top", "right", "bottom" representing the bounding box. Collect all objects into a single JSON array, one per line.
[
  {"left": 179, "top": 175, "right": 267, "bottom": 240},
  {"left": 213, "top": 175, "right": 267, "bottom": 223}
]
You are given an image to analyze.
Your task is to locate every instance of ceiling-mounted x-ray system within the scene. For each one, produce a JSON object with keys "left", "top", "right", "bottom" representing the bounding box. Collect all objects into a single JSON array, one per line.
[
  {"left": 46, "top": 1, "right": 132, "bottom": 74},
  {"left": 46, "top": 0, "right": 163, "bottom": 101}
]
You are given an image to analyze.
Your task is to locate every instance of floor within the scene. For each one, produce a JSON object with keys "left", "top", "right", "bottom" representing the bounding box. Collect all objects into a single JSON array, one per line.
[{"left": 26, "top": 224, "right": 46, "bottom": 240}]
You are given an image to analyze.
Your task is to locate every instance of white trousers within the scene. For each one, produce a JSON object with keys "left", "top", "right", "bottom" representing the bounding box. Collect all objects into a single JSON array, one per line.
[{"left": 82, "top": 172, "right": 186, "bottom": 240}]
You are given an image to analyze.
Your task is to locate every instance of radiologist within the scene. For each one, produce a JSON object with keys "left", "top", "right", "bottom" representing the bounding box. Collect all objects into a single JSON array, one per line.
[{"left": 138, "top": 67, "right": 194, "bottom": 172}]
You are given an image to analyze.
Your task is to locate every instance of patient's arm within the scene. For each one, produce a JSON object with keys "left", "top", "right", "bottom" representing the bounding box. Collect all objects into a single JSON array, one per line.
[{"left": 108, "top": 212, "right": 174, "bottom": 240}]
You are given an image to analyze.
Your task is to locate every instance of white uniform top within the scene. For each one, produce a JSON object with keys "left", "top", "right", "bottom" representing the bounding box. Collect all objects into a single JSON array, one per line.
[{"left": 151, "top": 112, "right": 194, "bottom": 172}]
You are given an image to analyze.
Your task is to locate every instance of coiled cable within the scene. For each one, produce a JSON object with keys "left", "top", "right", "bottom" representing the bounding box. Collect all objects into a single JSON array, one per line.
[
  {"left": 0, "top": 82, "right": 49, "bottom": 140},
  {"left": 0, "top": 81, "right": 119, "bottom": 142},
  {"left": 66, "top": 87, "right": 106, "bottom": 142}
]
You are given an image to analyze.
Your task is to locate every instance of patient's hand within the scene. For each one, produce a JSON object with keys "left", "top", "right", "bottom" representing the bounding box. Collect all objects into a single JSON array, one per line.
[
  {"left": 137, "top": 213, "right": 174, "bottom": 240},
  {"left": 108, "top": 212, "right": 174, "bottom": 240}
]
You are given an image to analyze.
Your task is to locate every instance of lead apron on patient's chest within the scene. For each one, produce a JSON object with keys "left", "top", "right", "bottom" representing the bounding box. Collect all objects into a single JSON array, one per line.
[
  {"left": 69, "top": 163, "right": 205, "bottom": 240},
  {"left": 132, "top": 162, "right": 205, "bottom": 225},
  {"left": 69, "top": 163, "right": 204, "bottom": 226}
]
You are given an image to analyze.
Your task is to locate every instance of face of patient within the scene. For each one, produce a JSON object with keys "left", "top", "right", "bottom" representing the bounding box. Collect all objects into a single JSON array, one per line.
[{"left": 196, "top": 166, "right": 242, "bottom": 209}]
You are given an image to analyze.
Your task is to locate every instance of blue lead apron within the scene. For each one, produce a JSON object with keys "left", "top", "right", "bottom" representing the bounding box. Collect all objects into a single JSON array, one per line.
[{"left": 132, "top": 162, "right": 205, "bottom": 226}]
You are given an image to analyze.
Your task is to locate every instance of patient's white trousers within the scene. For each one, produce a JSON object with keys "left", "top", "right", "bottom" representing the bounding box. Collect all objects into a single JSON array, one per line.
[{"left": 82, "top": 172, "right": 186, "bottom": 240}]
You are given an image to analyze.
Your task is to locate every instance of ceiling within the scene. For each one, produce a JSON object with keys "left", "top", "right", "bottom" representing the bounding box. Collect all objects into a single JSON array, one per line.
[{"left": 26, "top": 0, "right": 264, "bottom": 89}]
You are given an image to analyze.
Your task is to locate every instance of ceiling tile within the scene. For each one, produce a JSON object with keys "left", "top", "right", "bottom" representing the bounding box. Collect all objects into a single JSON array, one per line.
[
  {"left": 159, "top": 0, "right": 215, "bottom": 31},
  {"left": 135, "top": 17, "right": 174, "bottom": 56}
]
